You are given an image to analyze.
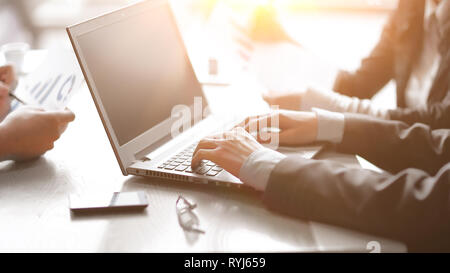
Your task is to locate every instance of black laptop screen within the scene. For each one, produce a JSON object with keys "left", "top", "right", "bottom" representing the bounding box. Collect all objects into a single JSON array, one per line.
[{"left": 77, "top": 2, "right": 205, "bottom": 146}]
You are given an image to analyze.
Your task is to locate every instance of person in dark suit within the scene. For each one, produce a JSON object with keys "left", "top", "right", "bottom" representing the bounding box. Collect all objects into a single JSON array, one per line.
[
  {"left": 264, "top": 0, "right": 449, "bottom": 129},
  {"left": 190, "top": 0, "right": 450, "bottom": 251},
  {"left": 191, "top": 114, "right": 450, "bottom": 252},
  {"left": 0, "top": 65, "right": 75, "bottom": 161}
]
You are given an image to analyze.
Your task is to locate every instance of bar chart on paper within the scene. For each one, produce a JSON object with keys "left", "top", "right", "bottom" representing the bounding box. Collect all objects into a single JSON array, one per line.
[{"left": 11, "top": 48, "right": 84, "bottom": 111}]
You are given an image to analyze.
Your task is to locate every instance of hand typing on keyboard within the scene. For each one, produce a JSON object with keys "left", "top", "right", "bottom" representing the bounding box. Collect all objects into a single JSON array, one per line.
[
  {"left": 191, "top": 127, "right": 265, "bottom": 178},
  {"left": 157, "top": 143, "right": 224, "bottom": 177}
]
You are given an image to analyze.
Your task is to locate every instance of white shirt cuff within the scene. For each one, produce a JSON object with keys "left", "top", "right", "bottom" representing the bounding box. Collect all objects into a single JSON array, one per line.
[
  {"left": 300, "top": 86, "right": 390, "bottom": 119},
  {"left": 239, "top": 148, "right": 286, "bottom": 192},
  {"left": 312, "top": 108, "right": 345, "bottom": 143}
]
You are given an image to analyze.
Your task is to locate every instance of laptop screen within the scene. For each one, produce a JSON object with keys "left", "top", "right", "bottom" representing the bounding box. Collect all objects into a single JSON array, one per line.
[{"left": 76, "top": 2, "right": 205, "bottom": 146}]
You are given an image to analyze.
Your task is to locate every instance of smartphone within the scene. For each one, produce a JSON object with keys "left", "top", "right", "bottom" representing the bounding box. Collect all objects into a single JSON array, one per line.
[{"left": 69, "top": 191, "right": 148, "bottom": 213}]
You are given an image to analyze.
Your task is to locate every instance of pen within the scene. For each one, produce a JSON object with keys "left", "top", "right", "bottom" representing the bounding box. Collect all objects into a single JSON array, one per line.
[
  {"left": 8, "top": 90, "right": 27, "bottom": 105},
  {"left": 2, "top": 79, "right": 27, "bottom": 105}
]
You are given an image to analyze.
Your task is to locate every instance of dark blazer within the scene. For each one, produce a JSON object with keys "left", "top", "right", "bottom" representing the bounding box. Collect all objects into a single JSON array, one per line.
[
  {"left": 263, "top": 114, "right": 450, "bottom": 252},
  {"left": 333, "top": 0, "right": 450, "bottom": 129},
  {"left": 261, "top": 0, "right": 450, "bottom": 252}
]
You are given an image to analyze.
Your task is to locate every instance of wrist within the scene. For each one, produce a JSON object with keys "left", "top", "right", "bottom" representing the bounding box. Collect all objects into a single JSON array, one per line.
[
  {"left": 239, "top": 148, "right": 286, "bottom": 192},
  {"left": 294, "top": 111, "right": 318, "bottom": 144}
]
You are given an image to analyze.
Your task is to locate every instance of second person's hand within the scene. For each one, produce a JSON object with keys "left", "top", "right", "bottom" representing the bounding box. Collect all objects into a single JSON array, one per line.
[
  {"left": 0, "top": 107, "right": 75, "bottom": 161},
  {"left": 0, "top": 65, "right": 16, "bottom": 121},
  {"left": 263, "top": 92, "right": 303, "bottom": 111},
  {"left": 0, "top": 82, "right": 11, "bottom": 121},
  {"left": 0, "top": 64, "right": 16, "bottom": 87},
  {"left": 237, "top": 110, "right": 318, "bottom": 146}
]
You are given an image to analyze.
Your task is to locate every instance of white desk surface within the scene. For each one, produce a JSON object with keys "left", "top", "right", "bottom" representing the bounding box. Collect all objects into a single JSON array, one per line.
[{"left": 0, "top": 5, "right": 406, "bottom": 252}]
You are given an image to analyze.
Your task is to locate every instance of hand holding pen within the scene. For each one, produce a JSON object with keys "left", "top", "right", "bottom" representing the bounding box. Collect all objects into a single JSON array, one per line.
[
  {"left": 0, "top": 82, "right": 13, "bottom": 121},
  {"left": 7, "top": 88, "right": 27, "bottom": 105},
  {"left": 1, "top": 66, "right": 26, "bottom": 104},
  {"left": 0, "top": 64, "right": 27, "bottom": 121},
  {"left": 0, "top": 64, "right": 16, "bottom": 87}
]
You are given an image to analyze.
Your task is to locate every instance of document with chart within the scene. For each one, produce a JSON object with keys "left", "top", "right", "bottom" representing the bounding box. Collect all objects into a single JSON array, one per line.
[{"left": 11, "top": 47, "right": 84, "bottom": 111}]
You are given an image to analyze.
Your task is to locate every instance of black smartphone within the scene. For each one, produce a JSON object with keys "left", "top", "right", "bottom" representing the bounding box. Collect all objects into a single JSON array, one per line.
[{"left": 69, "top": 191, "right": 148, "bottom": 213}]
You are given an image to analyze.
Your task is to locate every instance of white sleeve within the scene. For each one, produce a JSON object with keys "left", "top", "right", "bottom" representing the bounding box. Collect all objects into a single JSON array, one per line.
[
  {"left": 300, "top": 86, "right": 390, "bottom": 119},
  {"left": 312, "top": 108, "right": 345, "bottom": 143},
  {"left": 239, "top": 148, "right": 286, "bottom": 192}
]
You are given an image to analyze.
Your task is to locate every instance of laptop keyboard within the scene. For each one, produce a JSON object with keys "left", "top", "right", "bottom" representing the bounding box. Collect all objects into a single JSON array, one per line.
[{"left": 157, "top": 143, "right": 223, "bottom": 177}]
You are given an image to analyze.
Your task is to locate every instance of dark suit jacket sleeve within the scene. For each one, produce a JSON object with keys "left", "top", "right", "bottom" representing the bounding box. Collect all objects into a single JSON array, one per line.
[
  {"left": 387, "top": 98, "right": 450, "bottom": 129},
  {"left": 332, "top": 13, "right": 396, "bottom": 99},
  {"left": 336, "top": 113, "right": 450, "bottom": 175},
  {"left": 263, "top": 157, "right": 450, "bottom": 251},
  {"left": 386, "top": 44, "right": 450, "bottom": 129},
  {"left": 263, "top": 114, "right": 450, "bottom": 250}
]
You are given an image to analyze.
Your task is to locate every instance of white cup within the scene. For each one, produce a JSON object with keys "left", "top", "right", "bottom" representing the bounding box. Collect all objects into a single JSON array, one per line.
[{"left": 1, "top": 42, "right": 30, "bottom": 73}]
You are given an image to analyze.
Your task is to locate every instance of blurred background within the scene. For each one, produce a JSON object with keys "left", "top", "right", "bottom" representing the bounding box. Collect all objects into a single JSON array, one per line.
[
  {"left": 0, "top": 0, "right": 399, "bottom": 106},
  {"left": 0, "top": 0, "right": 396, "bottom": 64}
]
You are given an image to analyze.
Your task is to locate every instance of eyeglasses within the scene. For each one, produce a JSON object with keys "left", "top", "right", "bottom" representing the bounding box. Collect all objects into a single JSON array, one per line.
[{"left": 176, "top": 195, "right": 205, "bottom": 234}]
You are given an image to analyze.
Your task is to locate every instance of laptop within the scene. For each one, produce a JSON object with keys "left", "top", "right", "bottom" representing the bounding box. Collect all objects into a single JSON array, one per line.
[{"left": 67, "top": 0, "right": 322, "bottom": 188}]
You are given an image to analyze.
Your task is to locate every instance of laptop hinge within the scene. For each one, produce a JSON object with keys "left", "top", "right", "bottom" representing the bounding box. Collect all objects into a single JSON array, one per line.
[
  {"left": 140, "top": 156, "right": 151, "bottom": 162},
  {"left": 133, "top": 133, "right": 173, "bottom": 162}
]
